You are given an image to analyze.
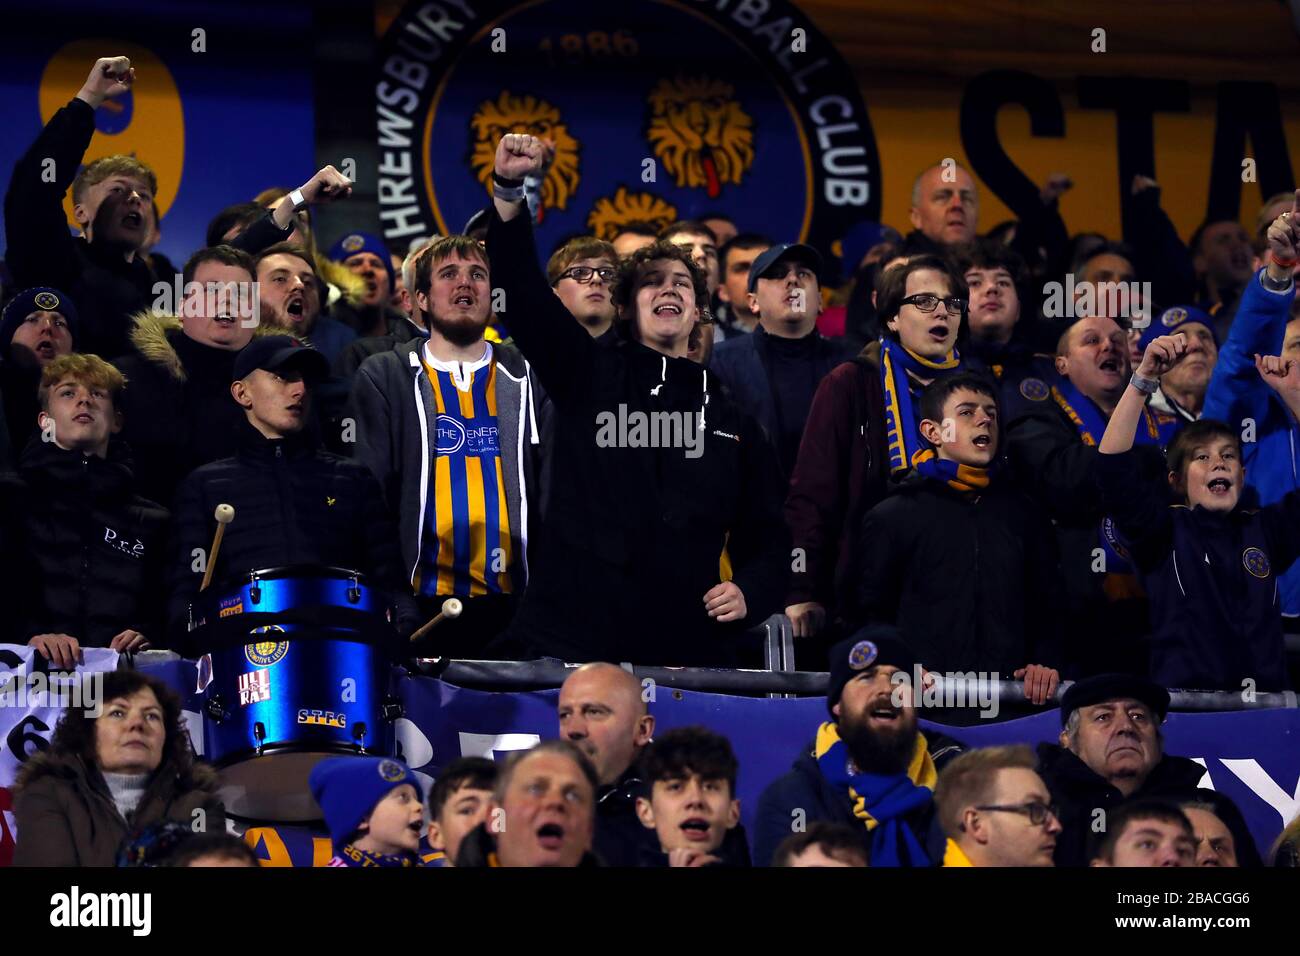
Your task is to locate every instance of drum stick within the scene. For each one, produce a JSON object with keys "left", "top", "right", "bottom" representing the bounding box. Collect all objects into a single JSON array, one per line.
[
  {"left": 409, "top": 597, "right": 463, "bottom": 643},
  {"left": 200, "top": 504, "right": 236, "bottom": 592}
]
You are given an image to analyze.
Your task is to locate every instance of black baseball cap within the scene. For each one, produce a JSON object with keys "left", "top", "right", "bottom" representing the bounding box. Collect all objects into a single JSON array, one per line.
[
  {"left": 232, "top": 335, "right": 329, "bottom": 384},
  {"left": 1059, "top": 674, "right": 1170, "bottom": 727},
  {"left": 747, "top": 242, "right": 824, "bottom": 293}
]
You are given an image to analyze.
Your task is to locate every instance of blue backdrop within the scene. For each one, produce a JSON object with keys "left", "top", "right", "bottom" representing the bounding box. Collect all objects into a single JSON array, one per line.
[{"left": 0, "top": 1, "right": 315, "bottom": 267}]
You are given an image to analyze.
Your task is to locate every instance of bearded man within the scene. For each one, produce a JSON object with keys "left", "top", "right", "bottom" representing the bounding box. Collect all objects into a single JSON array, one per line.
[
  {"left": 753, "top": 627, "right": 965, "bottom": 867},
  {"left": 349, "top": 236, "right": 550, "bottom": 657}
]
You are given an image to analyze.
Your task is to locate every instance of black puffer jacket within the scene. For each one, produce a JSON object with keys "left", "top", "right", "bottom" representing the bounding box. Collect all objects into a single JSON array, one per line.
[
  {"left": 0, "top": 437, "right": 168, "bottom": 645},
  {"left": 167, "top": 420, "right": 417, "bottom": 645}
]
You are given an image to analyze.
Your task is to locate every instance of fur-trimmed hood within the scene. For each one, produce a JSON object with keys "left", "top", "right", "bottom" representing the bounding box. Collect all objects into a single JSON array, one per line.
[
  {"left": 14, "top": 740, "right": 221, "bottom": 798},
  {"left": 126, "top": 310, "right": 277, "bottom": 383}
]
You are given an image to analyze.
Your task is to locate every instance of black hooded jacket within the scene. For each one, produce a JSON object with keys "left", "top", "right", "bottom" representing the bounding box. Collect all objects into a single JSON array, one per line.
[
  {"left": 487, "top": 209, "right": 789, "bottom": 667},
  {"left": 0, "top": 437, "right": 168, "bottom": 645}
]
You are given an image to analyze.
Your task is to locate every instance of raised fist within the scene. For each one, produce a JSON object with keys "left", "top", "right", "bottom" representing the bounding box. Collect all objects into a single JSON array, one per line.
[
  {"left": 1265, "top": 189, "right": 1300, "bottom": 263},
  {"left": 1136, "top": 333, "right": 1187, "bottom": 379},
  {"left": 1255, "top": 352, "right": 1300, "bottom": 400},
  {"left": 494, "top": 133, "right": 547, "bottom": 182},
  {"left": 77, "top": 57, "right": 134, "bottom": 109},
  {"left": 298, "top": 165, "right": 353, "bottom": 206}
]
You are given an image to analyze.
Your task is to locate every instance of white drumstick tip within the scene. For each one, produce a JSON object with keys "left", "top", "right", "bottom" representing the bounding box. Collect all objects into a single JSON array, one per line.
[
  {"left": 214, "top": 504, "right": 235, "bottom": 524},
  {"left": 442, "top": 598, "right": 463, "bottom": 620}
]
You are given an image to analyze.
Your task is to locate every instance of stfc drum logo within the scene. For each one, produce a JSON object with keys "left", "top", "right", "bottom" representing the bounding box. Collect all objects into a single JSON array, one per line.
[
  {"left": 245, "top": 640, "right": 290, "bottom": 668},
  {"left": 374, "top": 0, "right": 880, "bottom": 266}
]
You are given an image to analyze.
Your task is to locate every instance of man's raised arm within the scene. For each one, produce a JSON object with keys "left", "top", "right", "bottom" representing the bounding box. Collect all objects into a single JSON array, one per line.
[{"left": 485, "top": 132, "right": 595, "bottom": 406}]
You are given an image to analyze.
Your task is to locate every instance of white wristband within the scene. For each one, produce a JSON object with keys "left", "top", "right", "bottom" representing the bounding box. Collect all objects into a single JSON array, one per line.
[
  {"left": 1130, "top": 372, "right": 1159, "bottom": 395},
  {"left": 288, "top": 188, "right": 307, "bottom": 212}
]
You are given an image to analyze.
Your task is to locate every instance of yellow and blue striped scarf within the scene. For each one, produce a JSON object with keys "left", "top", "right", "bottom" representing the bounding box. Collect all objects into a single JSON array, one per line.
[
  {"left": 814, "top": 721, "right": 937, "bottom": 867},
  {"left": 880, "top": 339, "right": 963, "bottom": 478}
]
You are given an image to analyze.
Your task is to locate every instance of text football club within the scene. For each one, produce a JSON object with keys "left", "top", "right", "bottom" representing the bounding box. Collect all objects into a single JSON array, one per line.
[{"left": 375, "top": 0, "right": 880, "bottom": 265}]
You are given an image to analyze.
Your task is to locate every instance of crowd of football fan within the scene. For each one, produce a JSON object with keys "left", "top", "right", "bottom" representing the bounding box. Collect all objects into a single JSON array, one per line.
[{"left": 4, "top": 57, "right": 1300, "bottom": 868}]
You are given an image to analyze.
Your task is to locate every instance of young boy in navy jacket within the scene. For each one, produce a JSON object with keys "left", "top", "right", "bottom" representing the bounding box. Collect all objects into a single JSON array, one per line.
[{"left": 1098, "top": 333, "right": 1300, "bottom": 690}]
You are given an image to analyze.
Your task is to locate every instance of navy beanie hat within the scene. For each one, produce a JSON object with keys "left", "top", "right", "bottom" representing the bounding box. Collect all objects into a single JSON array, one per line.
[
  {"left": 1136, "top": 304, "right": 1217, "bottom": 354},
  {"left": 826, "top": 624, "right": 920, "bottom": 715},
  {"left": 309, "top": 756, "right": 424, "bottom": 848},
  {"left": 327, "top": 231, "right": 395, "bottom": 288},
  {"left": 1, "top": 287, "right": 80, "bottom": 350}
]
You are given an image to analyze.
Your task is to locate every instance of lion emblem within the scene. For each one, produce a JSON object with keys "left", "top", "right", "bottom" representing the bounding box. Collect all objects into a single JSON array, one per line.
[
  {"left": 469, "top": 91, "right": 580, "bottom": 220},
  {"left": 646, "top": 75, "right": 754, "bottom": 198},
  {"left": 586, "top": 188, "right": 678, "bottom": 241}
]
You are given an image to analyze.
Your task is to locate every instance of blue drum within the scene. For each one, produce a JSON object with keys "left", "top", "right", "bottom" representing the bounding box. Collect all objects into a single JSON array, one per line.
[{"left": 190, "top": 567, "right": 400, "bottom": 821}]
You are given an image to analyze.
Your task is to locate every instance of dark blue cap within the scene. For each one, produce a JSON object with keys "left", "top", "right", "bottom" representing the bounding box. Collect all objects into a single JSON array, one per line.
[
  {"left": 747, "top": 242, "right": 823, "bottom": 293},
  {"left": 232, "top": 335, "right": 329, "bottom": 384}
]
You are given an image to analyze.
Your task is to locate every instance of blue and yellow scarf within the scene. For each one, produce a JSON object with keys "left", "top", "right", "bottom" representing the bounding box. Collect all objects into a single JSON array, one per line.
[
  {"left": 880, "top": 339, "right": 966, "bottom": 482},
  {"left": 815, "top": 721, "right": 937, "bottom": 868},
  {"left": 1050, "top": 377, "right": 1173, "bottom": 448},
  {"left": 332, "top": 844, "right": 425, "bottom": 868}
]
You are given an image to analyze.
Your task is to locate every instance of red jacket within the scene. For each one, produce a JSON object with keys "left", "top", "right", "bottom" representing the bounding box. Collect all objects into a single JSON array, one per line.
[{"left": 783, "top": 352, "right": 889, "bottom": 615}]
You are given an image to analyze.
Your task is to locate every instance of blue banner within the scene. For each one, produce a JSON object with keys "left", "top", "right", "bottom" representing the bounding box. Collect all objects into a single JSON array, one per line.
[{"left": 4, "top": 651, "right": 1296, "bottom": 866}]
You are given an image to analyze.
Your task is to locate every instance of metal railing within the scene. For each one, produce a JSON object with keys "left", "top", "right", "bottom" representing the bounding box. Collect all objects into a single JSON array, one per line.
[{"left": 124, "top": 610, "right": 1300, "bottom": 713}]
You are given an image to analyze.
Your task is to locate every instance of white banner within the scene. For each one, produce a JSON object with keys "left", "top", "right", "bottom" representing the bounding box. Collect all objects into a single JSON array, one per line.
[{"left": 0, "top": 645, "right": 120, "bottom": 865}]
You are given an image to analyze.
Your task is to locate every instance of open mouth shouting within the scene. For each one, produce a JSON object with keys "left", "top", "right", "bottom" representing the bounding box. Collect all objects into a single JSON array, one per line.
[
  {"left": 653, "top": 298, "right": 684, "bottom": 318},
  {"left": 679, "top": 818, "right": 713, "bottom": 843},
  {"left": 120, "top": 210, "right": 144, "bottom": 231},
  {"left": 928, "top": 322, "right": 951, "bottom": 344},
  {"left": 866, "top": 697, "right": 903, "bottom": 727},
  {"left": 34, "top": 340, "right": 58, "bottom": 360},
  {"left": 1206, "top": 476, "right": 1233, "bottom": 497},
  {"left": 452, "top": 291, "right": 476, "bottom": 309},
  {"left": 1097, "top": 356, "right": 1122, "bottom": 377},
  {"left": 285, "top": 294, "right": 305, "bottom": 321},
  {"left": 536, "top": 821, "right": 566, "bottom": 851},
  {"left": 971, "top": 433, "right": 993, "bottom": 450}
]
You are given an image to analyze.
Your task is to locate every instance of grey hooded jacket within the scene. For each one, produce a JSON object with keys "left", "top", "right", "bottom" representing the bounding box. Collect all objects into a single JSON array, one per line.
[{"left": 348, "top": 338, "right": 549, "bottom": 592}]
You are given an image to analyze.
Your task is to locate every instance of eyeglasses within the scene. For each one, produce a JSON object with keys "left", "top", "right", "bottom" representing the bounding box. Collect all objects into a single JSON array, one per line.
[
  {"left": 974, "top": 802, "right": 1059, "bottom": 826},
  {"left": 900, "top": 293, "right": 966, "bottom": 314},
  {"left": 559, "top": 266, "right": 616, "bottom": 284}
]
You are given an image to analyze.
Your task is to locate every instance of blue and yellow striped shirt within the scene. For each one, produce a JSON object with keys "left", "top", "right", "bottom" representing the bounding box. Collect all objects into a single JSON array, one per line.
[{"left": 416, "top": 348, "right": 512, "bottom": 597}]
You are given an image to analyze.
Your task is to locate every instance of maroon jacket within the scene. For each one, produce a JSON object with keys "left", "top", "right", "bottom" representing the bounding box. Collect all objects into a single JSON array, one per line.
[{"left": 783, "top": 352, "right": 889, "bottom": 616}]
